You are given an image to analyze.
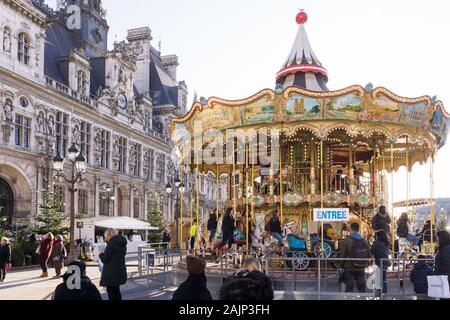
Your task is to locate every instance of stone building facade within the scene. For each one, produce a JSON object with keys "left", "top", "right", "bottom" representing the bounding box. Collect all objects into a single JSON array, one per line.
[{"left": 0, "top": 0, "right": 217, "bottom": 238}]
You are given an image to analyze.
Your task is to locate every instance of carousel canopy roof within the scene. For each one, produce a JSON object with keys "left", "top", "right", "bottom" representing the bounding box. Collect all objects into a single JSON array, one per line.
[{"left": 276, "top": 11, "right": 329, "bottom": 92}]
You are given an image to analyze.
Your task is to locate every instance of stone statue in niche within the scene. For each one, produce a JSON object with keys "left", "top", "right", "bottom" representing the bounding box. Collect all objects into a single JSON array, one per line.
[
  {"left": 47, "top": 115, "right": 55, "bottom": 137},
  {"left": 72, "top": 125, "right": 80, "bottom": 144},
  {"left": 3, "top": 28, "right": 11, "bottom": 54},
  {"left": 93, "top": 131, "right": 102, "bottom": 152},
  {"left": 113, "top": 139, "right": 120, "bottom": 157},
  {"left": 3, "top": 99, "right": 13, "bottom": 123},
  {"left": 36, "top": 111, "right": 46, "bottom": 134}
]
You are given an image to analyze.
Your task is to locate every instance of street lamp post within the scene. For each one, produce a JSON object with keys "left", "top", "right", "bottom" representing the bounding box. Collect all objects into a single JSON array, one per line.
[
  {"left": 53, "top": 143, "right": 87, "bottom": 263},
  {"left": 166, "top": 177, "right": 184, "bottom": 249},
  {"left": 101, "top": 184, "right": 115, "bottom": 216}
]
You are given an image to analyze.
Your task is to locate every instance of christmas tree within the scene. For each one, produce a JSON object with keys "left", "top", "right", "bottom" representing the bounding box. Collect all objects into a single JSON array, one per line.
[
  {"left": 147, "top": 198, "right": 164, "bottom": 243},
  {"left": 31, "top": 188, "right": 69, "bottom": 236}
]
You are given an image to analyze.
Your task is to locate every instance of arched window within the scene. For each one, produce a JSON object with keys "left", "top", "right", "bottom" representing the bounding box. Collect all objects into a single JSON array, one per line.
[
  {"left": 77, "top": 70, "right": 87, "bottom": 95},
  {"left": 17, "top": 32, "right": 31, "bottom": 65}
]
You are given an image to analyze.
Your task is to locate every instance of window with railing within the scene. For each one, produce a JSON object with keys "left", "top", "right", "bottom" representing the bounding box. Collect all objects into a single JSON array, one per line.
[
  {"left": 54, "top": 185, "right": 66, "bottom": 213},
  {"left": 78, "top": 189, "right": 88, "bottom": 215},
  {"left": 80, "top": 121, "right": 91, "bottom": 163},
  {"left": 133, "top": 197, "right": 140, "bottom": 219},
  {"left": 101, "top": 130, "right": 110, "bottom": 169},
  {"left": 77, "top": 70, "right": 87, "bottom": 95},
  {"left": 18, "top": 32, "right": 30, "bottom": 65},
  {"left": 56, "top": 111, "right": 69, "bottom": 157},
  {"left": 147, "top": 149, "right": 155, "bottom": 181},
  {"left": 118, "top": 137, "right": 127, "bottom": 173},
  {"left": 14, "top": 114, "right": 31, "bottom": 148},
  {"left": 133, "top": 143, "right": 142, "bottom": 177}
]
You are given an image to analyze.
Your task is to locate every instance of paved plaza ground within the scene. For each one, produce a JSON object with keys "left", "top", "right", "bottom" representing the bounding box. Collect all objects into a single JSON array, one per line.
[{"left": 0, "top": 264, "right": 179, "bottom": 300}]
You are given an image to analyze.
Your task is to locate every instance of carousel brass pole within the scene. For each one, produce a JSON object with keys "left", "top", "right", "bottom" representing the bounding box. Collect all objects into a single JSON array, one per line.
[
  {"left": 216, "top": 164, "right": 219, "bottom": 220},
  {"left": 233, "top": 139, "right": 237, "bottom": 218},
  {"left": 406, "top": 137, "right": 410, "bottom": 221},
  {"left": 251, "top": 146, "right": 255, "bottom": 226},
  {"left": 196, "top": 156, "right": 200, "bottom": 245},
  {"left": 245, "top": 145, "right": 249, "bottom": 257},
  {"left": 190, "top": 174, "right": 193, "bottom": 227},
  {"left": 280, "top": 143, "right": 284, "bottom": 225},
  {"left": 180, "top": 164, "right": 183, "bottom": 250},
  {"left": 382, "top": 147, "right": 386, "bottom": 204},
  {"left": 320, "top": 140, "right": 324, "bottom": 254},
  {"left": 430, "top": 154, "right": 435, "bottom": 246},
  {"left": 390, "top": 144, "right": 395, "bottom": 255}
]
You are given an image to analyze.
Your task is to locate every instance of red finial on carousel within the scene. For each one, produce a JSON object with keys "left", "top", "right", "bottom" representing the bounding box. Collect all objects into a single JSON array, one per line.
[{"left": 296, "top": 9, "right": 308, "bottom": 25}]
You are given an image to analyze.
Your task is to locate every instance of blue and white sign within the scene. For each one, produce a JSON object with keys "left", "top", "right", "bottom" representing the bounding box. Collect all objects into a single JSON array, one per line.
[{"left": 313, "top": 208, "right": 350, "bottom": 222}]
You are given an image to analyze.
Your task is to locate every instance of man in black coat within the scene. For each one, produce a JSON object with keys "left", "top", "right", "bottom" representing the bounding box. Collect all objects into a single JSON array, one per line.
[
  {"left": 221, "top": 209, "right": 235, "bottom": 249},
  {"left": 207, "top": 213, "right": 218, "bottom": 244},
  {"left": 99, "top": 231, "right": 128, "bottom": 300},
  {"left": 371, "top": 206, "right": 391, "bottom": 233},
  {"left": 172, "top": 256, "right": 212, "bottom": 301},
  {"left": 52, "top": 261, "right": 102, "bottom": 300}
]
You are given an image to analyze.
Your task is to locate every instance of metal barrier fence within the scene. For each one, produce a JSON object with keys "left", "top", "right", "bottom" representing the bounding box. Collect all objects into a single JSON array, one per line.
[
  {"left": 132, "top": 245, "right": 438, "bottom": 300},
  {"left": 259, "top": 253, "right": 435, "bottom": 300}
]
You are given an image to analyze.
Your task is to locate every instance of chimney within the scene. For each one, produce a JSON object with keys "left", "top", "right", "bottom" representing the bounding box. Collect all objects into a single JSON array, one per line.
[
  {"left": 161, "top": 54, "right": 179, "bottom": 82},
  {"left": 127, "top": 27, "right": 152, "bottom": 95}
]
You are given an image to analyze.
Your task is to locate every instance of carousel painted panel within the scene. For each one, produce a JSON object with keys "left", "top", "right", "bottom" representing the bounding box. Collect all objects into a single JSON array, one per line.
[
  {"left": 284, "top": 94, "right": 322, "bottom": 120},
  {"left": 366, "top": 95, "right": 401, "bottom": 123},
  {"left": 241, "top": 96, "right": 276, "bottom": 125},
  {"left": 192, "top": 105, "right": 241, "bottom": 132},
  {"left": 399, "top": 102, "right": 428, "bottom": 128},
  {"left": 325, "top": 93, "right": 363, "bottom": 120}
]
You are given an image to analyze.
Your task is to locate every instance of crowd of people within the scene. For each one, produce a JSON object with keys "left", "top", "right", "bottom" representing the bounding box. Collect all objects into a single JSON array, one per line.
[
  {"left": 0, "top": 204, "right": 449, "bottom": 300},
  {"left": 172, "top": 256, "right": 274, "bottom": 301}
]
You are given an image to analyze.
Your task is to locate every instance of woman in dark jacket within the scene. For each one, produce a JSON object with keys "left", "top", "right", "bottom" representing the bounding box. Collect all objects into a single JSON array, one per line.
[
  {"left": 99, "top": 229, "right": 128, "bottom": 300},
  {"left": 0, "top": 237, "right": 12, "bottom": 282},
  {"left": 370, "top": 230, "right": 391, "bottom": 294},
  {"left": 434, "top": 230, "right": 450, "bottom": 289}
]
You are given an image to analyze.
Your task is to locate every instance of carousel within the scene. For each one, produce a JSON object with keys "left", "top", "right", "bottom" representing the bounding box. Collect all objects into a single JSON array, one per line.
[{"left": 169, "top": 10, "right": 450, "bottom": 271}]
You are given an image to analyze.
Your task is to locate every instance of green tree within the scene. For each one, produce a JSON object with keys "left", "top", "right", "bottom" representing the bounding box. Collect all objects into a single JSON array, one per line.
[
  {"left": 147, "top": 198, "right": 163, "bottom": 243},
  {"left": 30, "top": 188, "right": 69, "bottom": 236}
]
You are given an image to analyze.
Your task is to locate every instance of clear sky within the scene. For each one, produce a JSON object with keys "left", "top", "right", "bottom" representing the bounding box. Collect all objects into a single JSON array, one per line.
[{"left": 47, "top": 0, "right": 450, "bottom": 202}]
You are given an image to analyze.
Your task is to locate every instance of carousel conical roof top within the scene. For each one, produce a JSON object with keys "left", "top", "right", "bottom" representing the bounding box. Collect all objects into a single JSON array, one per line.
[{"left": 276, "top": 10, "right": 329, "bottom": 92}]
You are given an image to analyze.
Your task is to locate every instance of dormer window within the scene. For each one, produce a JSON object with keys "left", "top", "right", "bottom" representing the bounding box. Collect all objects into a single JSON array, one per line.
[
  {"left": 77, "top": 70, "right": 87, "bottom": 95},
  {"left": 18, "top": 32, "right": 30, "bottom": 65},
  {"left": 152, "top": 91, "right": 161, "bottom": 105}
]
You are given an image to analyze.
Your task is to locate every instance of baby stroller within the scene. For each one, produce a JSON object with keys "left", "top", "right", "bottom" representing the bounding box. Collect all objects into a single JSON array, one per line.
[{"left": 286, "top": 234, "right": 310, "bottom": 271}]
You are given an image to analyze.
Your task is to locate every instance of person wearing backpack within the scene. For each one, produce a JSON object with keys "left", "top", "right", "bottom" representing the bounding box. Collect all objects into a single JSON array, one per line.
[{"left": 339, "top": 223, "right": 371, "bottom": 293}]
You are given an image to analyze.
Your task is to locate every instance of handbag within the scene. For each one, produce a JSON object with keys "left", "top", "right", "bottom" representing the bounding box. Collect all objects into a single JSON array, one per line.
[
  {"left": 427, "top": 275, "right": 450, "bottom": 299},
  {"left": 5, "top": 263, "right": 12, "bottom": 272}
]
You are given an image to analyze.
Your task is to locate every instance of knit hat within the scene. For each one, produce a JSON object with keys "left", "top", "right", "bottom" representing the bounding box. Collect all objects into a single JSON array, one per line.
[{"left": 186, "top": 256, "right": 206, "bottom": 276}]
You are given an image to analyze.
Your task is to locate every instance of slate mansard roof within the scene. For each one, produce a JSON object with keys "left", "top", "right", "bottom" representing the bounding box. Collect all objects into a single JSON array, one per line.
[{"left": 34, "top": 1, "right": 182, "bottom": 108}]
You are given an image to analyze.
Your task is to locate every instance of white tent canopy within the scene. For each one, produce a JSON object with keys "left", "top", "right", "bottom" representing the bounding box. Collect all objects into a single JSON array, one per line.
[{"left": 94, "top": 217, "right": 158, "bottom": 231}]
